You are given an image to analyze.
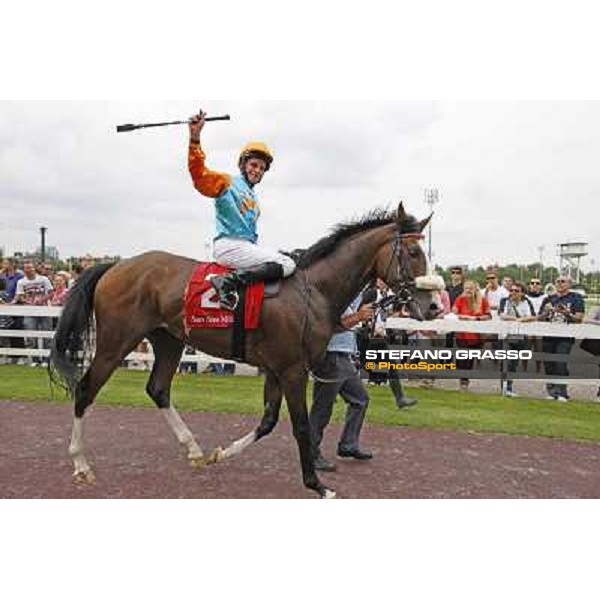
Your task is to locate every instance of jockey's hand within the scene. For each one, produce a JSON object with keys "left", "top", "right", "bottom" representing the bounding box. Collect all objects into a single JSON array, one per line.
[{"left": 189, "top": 109, "right": 206, "bottom": 142}]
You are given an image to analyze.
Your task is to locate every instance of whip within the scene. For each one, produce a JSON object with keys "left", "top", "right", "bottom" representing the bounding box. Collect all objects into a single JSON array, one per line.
[{"left": 116, "top": 115, "right": 231, "bottom": 133}]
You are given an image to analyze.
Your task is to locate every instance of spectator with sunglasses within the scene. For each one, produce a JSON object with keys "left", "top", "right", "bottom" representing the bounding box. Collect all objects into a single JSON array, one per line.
[
  {"left": 498, "top": 282, "right": 536, "bottom": 397},
  {"left": 446, "top": 266, "right": 465, "bottom": 308},
  {"left": 526, "top": 277, "right": 548, "bottom": 373},
  {"left": 526, "top": 278, "right": 546, "bottom": 315},
  {"left": 483, "top": 270, "right": 509, "bottom": 315},
  {"left": 538, "top": 276, "right": 585, "bottom": 401},
  {"left": 445, "top": 265, "right": 465, "bottom": 355},
  {"left": 482, "top": 270, "right": 509, "bottom": 360}
]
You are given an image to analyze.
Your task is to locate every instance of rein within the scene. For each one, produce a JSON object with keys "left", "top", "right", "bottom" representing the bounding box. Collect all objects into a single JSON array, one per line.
[{"left": 297, "top": 270, "right": 341, "bottom": 383}]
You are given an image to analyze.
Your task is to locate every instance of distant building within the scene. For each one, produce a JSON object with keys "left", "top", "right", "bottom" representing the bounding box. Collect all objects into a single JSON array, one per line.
[
  {"left": 64, "top": 254, "right": 121, "bottom": 269},
  {"left": 558, "top": 242, "right": 588, "bottom": 285},
  {"left": 35, "top": 246, "right": 60, "bottom": 261}
]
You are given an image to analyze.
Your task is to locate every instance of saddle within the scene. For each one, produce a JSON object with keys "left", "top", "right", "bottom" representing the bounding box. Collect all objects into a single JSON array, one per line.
[{"left": 184, "top": 262, "right": 280, "bottom": 362}]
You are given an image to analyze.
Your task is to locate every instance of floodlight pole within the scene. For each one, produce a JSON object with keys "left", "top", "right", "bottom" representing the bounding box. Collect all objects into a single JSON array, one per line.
[
  {"left": 424, "top": 188, "right": 440, "bottom": 264},
  {"left": 537, "top": 245, "right": 545, "bottom": 280},
  {"left": 40, "top": 226, "right": 47, "bottom": 262}
]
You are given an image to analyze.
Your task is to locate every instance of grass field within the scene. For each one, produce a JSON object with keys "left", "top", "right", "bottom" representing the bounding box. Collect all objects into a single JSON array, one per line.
[{"left": 1, "top": 365, "right": 600, "bottom": 442}]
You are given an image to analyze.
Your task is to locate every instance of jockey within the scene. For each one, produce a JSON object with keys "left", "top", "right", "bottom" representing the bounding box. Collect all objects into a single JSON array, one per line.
[{"left": 188, "top": 109, "right": 296, "bottom": 310}]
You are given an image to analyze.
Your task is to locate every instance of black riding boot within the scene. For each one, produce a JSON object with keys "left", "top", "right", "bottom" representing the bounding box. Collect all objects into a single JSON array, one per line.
[{"left": 212, "top": 262, "right": 284, "bottom": 311}]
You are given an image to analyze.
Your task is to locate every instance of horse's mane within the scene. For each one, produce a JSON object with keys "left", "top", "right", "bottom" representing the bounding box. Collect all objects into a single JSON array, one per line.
[{"left": 292, "top": 207, "right": 412, "bottom": 269}]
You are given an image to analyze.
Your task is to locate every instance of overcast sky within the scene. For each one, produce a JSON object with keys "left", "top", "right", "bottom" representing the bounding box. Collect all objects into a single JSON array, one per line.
[{"left": 1, "top": 100, "right": 598, "bottom": 271}]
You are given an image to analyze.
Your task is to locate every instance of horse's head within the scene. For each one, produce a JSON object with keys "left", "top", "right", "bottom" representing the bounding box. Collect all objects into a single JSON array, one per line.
[{"left": 374, "top": 202, "right": 444, "bottom": 320}]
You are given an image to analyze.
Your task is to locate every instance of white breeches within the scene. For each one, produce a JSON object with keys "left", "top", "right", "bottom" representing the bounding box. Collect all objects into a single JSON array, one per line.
[{"left": 213, "top": 238, "right": 296, "bottom": 276}]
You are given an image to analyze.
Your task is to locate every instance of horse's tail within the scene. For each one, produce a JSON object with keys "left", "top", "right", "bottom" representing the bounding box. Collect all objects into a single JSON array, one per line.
[{"left": 49, "top": 263, "right": 115, "bottom": 396}]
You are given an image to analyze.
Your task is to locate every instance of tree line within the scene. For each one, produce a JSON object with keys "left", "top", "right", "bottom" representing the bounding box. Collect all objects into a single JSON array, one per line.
[{"left": 436, "top": 263, "right": 599, "bottom": 292}]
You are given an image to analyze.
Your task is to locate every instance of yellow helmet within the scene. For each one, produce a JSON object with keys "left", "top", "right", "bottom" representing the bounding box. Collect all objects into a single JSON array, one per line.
[{"left": 238, "top": 141, "right": 274, "bottom": 171}]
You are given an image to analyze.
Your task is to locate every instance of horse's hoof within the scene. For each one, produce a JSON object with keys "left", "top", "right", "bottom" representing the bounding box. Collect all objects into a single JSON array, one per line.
[
  {"left": 189, "top": 448, "right": 223, "bottom": 468},
  {"left": 205, "top": 447, "right": 224, "bottom": 465},
  {"left": 189, "top": 455, "right": 207, "bottom": 469},
  {"left": 73, "top": 469, "right": 96, "bottom": 485},
  {"left": 322, "top": 488, "right": 337, "bottom": 499}
]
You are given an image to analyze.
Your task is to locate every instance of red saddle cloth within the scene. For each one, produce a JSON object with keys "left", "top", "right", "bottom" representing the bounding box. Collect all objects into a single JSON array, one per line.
[{"left": 184, "top": 263, "right": 264, "bottom": 331}]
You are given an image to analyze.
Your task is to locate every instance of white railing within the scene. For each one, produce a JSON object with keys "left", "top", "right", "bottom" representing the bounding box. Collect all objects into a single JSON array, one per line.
[
  {"left": 0, "top": 305, "right": 235, "bottom": 367},
  {"left": 0, "top": 306, "right": 63, "bottom": 318},
  {"left": 386, "top": 315, "right": 600, "bottom": 339},
  {"left": 385, "top": 315, "right": 600, "bottom": 386},
  {"left": 2, "top": 307, "right": 599, "bottom": 377}
]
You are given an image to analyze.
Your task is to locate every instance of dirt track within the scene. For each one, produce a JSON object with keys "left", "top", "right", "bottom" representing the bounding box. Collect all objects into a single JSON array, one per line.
[{"left": 1, "top": 400, "right": 599, "bottom": 498}]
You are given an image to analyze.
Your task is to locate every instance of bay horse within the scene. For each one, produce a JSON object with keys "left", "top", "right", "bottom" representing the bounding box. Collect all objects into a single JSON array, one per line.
[{"left": 50, "top": 203, "right": 439, "bottom": 498}]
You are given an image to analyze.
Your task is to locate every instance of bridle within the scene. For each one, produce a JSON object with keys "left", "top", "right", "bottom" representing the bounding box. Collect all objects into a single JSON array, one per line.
[{"left": 377, "top": 231, "right": 427, "bottom": 320}]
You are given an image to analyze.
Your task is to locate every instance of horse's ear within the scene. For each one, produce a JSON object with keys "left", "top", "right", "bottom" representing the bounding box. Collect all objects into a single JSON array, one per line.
[
  {"left": 418, "top": 213, "right": 433, "bottom": 232},
  {"left": 396, "top": 201, "right": 408, "bottom": 224}
]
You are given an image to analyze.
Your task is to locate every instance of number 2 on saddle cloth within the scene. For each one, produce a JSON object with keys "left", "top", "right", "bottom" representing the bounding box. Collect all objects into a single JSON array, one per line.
[{"left": 184, "top": 263, "right": 265, "bottom": 361}]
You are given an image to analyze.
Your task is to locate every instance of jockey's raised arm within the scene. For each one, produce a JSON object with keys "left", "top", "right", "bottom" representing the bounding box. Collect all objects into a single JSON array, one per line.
[
  {"left": 188, "top": 109, "right": 232, "bottom": 197},
  {"left": 188, "top": 145, "right": 232, "bottom": 199}
]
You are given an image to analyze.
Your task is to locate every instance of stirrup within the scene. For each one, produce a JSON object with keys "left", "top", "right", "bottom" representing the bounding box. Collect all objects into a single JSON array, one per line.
[
  {"left": 219, "top": 290, "right": 239, "bottom": 312},
  {"left": 210, "top": 274, "right": 240, "bottom": 311}
]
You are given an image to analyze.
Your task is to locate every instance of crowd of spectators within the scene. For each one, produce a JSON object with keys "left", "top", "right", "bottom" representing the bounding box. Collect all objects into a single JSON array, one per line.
[
  {"left": 443, "top": 265, "right": 589, "bottom": 401},
  {"left": 347, "top": 265, "right": 592, "bottom": 402},
  {"left": 0, "top": 257, "right": 83, "bottom": 366}
]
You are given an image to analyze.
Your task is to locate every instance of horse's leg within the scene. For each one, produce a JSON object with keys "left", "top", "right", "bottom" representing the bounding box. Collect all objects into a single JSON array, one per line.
[
  {"left": 70, "top": 329, "right": 144, "bottom": 483},
  {"left": 213, "top": 370, "right": 283, "bottom": 462},
  {"left": 70, "top": 375, "right": 96, "bottom": 483},
  {"left": 256, "top": 372, "right": 284, "bottom": 441},
  {"left": 281, "top": 368, "right": 336, "bottom": 499},
  {"left": 145, "top": 329, "right": 205, "bottom": 467}
]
